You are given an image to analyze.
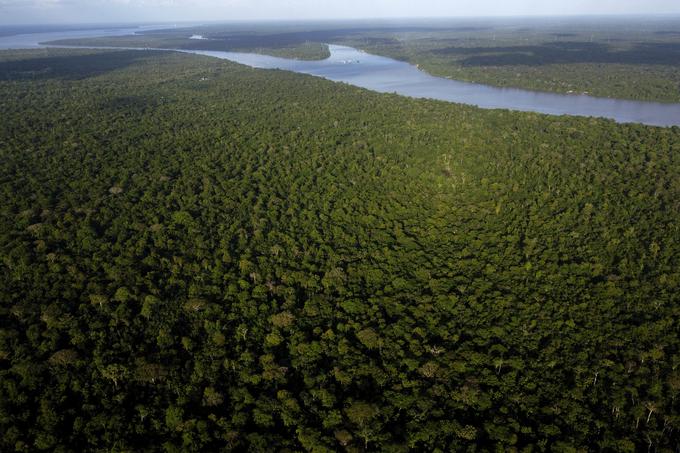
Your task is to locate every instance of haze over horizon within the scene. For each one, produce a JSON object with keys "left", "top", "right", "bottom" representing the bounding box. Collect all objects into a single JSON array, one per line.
[{"left": 1, "top": 0, "right": 680, "bottom": 26}]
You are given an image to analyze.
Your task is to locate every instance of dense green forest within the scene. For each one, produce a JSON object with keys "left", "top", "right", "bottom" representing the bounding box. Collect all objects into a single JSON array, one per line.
[
  {"left": 45, "top": 17, "right": 680, "bottom": 102},
  {"left": 49, "top": 31, "right": 331, "bottom": 61},
  {"left": 1, "top": 47, "right": 680, "bottom": 451}
]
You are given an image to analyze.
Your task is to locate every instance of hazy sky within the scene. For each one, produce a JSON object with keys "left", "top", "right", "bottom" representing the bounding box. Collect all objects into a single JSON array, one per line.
[{"left": 1, "top": 0, "right": 680, "bottom": 25}]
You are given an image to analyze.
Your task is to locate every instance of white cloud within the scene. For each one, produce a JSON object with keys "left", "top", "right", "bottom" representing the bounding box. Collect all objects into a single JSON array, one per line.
[{"left": 1, "top": 0, "right": 680, "bottom": 24}]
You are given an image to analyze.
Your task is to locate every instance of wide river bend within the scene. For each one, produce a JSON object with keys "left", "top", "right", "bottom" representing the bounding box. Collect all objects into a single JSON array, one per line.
[{"left": 2, "top": 26, "right": 680, "bottom": 127}]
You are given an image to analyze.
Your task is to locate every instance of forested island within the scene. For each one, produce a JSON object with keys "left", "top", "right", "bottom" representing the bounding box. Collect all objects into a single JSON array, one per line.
[
  {"left": 1, "top": 44, "right": 679, "bottom": 451},
  {"left": 48, "top": 28, "right": 332, "bottom": 61}
]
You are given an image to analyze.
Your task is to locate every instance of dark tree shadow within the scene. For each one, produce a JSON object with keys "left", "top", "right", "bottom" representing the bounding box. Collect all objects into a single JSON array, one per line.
[
  {"left": 431, "top": 41, "right": 680, "bottom": 67},
  {"left": 655, "top": 31, "right": 680, "bottom": 36},
  {"left": 0, "top": 50, "right": 159, "bottom": 81},
  {"left": 98, "top": 95, "right": 164, "bottom": 115}
]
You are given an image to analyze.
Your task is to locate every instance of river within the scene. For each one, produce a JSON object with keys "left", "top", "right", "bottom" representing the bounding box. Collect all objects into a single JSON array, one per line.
[{"left": 1, "top": 26, "right": 679, "bottom": 127}]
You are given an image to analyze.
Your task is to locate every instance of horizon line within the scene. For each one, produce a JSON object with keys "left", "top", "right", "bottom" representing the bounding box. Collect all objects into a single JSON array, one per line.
[{"left": 3, "top": 12, "right": 680, "bottom": 28}]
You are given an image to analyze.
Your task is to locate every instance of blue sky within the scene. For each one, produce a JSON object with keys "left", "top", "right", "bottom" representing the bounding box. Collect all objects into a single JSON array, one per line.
[{"left": 1, "top": 0, "right": 679, "bottom": 25}]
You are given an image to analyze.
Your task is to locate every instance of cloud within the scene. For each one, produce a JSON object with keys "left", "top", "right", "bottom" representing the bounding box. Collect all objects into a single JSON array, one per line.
[
  {"left": 0, "top": 0, "right": 63, "bottom": 6},
  {"left": 2, "top": 0, "right": 680, "bottom": 24}
]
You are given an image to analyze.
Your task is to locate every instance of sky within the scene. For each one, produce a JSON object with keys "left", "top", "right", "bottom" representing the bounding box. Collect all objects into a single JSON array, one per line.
[{"left": 1, "top": 0, "right": 680, "bottom": 25}]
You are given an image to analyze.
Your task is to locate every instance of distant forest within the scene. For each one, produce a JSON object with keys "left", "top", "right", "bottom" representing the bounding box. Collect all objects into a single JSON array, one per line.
[{"left": 48, "top": 17, "right": 680, "bottom": 102}]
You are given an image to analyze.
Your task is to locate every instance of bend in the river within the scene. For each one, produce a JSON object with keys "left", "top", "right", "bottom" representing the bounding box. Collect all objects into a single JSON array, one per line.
[{"left": 1, "top": 26, "right": 680, "bottom": 127}]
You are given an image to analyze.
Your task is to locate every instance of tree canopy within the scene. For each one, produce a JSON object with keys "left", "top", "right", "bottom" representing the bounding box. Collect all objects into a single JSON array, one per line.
[{"left": 0, "top": 47, "right": 679, "bottom": 451}]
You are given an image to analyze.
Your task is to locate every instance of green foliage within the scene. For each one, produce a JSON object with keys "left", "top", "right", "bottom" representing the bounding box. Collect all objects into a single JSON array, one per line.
[{"left": 0, "top": 47, "right": 679, "bottom": 451}]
